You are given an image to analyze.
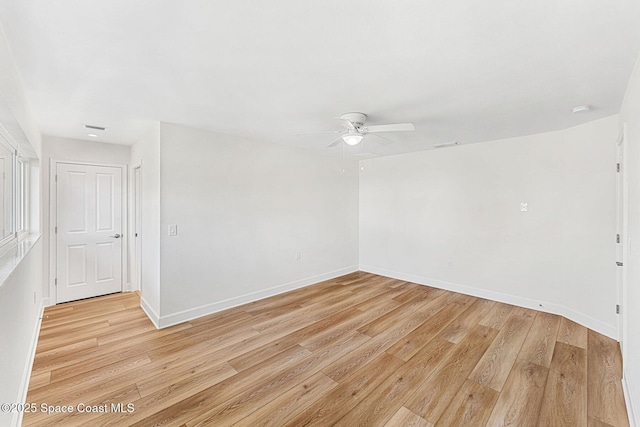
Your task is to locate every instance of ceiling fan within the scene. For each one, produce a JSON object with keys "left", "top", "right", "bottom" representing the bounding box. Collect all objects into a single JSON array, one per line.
[{"left": 298, "top": 112, "right": 415, "bottom": 147}]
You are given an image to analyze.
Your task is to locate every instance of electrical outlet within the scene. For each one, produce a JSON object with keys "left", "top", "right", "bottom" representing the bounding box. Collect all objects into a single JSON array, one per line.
[{"left": 520, "top": 202, "right": 528, "bottom": 212}]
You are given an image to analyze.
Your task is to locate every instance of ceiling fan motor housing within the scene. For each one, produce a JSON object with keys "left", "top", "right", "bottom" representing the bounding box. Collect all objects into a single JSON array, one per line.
[{"left": 340, "top": 112, "right": 367, "bottom": 128}]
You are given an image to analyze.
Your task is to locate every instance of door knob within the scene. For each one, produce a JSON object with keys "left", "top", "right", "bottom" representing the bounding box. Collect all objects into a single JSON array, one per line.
[{"left": 110, "top": 234, "right": 121, "bottom": 238}]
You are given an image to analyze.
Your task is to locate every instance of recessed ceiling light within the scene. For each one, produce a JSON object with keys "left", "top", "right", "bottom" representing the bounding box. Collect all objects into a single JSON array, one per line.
[
  {"left": 88, "top": 133, "right": 98, "bottom": 138},
  {"left": 83, "top": 124, "right": 107, "bottom": 131},
  {"left": 572, "top": 105, "right": 593, "bottom": 114}
]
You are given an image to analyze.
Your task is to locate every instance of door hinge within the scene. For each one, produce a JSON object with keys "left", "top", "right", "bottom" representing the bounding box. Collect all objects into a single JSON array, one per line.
[
  {"left": 617, "top": 163, "right": 621, "bottom": 172},
  {"left": 616, "top": 304, "right": 620, "bottom": 314},
  {"left": 54, "top": 278, "right": 57, "bottom": 286},
  {"left": 616, "top": 234, "right": 620, "bottom": 243},
  {"left": 55, "top": 174, "right": 58, "bottom": 182},
  {"left": 55, "top": 226, "right": 57, "bottom": 234}
]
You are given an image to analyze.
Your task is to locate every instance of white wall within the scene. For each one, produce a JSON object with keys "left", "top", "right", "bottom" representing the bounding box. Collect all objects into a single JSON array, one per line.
[
  {"left": 0, "top": 23, "right": 40, "bottom": 158},
  {"left": 156, "top": 123, "right": 359, "bottom": 326},
  {"left": 0, "top": 238, "right": 43, "bottom": 427},
  {"left": 0, "top": 21, "right": 43, "bottom": 427},
  {"left": 130, "top": 123, "right": 161, "bottom": 324},
  {"left": 360, "top": 115, "right": 619, "bottom": 338},
  {"left": 620, "top": 50, "right": 640, "bottom": 426},
  {"left": 41, "top": 136, "right": 131, "bottom": 301}
]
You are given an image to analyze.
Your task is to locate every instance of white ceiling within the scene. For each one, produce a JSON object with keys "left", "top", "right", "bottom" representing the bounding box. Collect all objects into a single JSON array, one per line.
[{"left": 0, "top": 0, "right": 639, "bottom": 156}]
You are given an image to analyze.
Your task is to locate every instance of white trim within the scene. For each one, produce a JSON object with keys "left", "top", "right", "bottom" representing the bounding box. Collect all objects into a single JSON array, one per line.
[
  {"left": 48, "top": 159, "right": 128, "bottom": 305},
  {"left": 140, "top": 295, "right": 160, "bottom": 329},
  {"left": 130, "top": 162, "right": 142, "bottom": 293},
  {"left": 0, "top": 132, "right": 17, "bottom": 253},
  {"left": 13, "top": 298, "right": 45, "bottom": 427},
  {"left": 153, "top": 265, "right": 358, "bottom": 329},
  {"left": 360, "top": 264, "right": 618, "bottom": 340},
  {"left": 48, "top": 159, "right": 55, "bottom": 303},
  {"left": 623, "top": 373, "right": 638, "bottom": 427},
  {"left": 619, "top": 122, "right": 629, "bottom": 360},
  {"left": 16, "top": 156, "right": 30, "bottom": 237}
]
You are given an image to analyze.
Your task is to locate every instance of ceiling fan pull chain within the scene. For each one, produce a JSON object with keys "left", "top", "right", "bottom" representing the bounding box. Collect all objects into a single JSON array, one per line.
[{"left": 342, "top": 141, "right": 345, "bottom": 173}]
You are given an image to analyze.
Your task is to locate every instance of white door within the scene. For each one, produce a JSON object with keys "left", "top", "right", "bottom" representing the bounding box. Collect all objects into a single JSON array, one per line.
[{"left": 56, "top": 162, "right": 123, "bottom": 303}]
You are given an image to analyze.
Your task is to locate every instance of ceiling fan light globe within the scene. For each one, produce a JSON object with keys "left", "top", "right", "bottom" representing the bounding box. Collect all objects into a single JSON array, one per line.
[{"left": 342, "top": 134, "right": 363, "bottom": 145}]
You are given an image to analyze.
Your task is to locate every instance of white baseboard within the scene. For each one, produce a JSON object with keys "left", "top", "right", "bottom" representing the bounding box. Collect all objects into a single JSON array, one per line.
[
  {"left": 140, "top": 296, "right": 160, "bottom": 329},
  {"left": 14, "top": 299, "right": 46, "bottom": 427},
  {"left": 155, "top": 266, "right": 359, "bottom": 329},
  {"left": 623, "top": 373, "right": 638, "bottom": 427},
  {"left": 360, "top": 265, "right": 617, "bottom": 340}
]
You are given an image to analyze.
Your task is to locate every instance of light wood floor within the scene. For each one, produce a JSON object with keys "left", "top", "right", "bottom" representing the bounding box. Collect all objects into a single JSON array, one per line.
[{"left": 24, "top": 272, "right": 629, "bottom": 426}]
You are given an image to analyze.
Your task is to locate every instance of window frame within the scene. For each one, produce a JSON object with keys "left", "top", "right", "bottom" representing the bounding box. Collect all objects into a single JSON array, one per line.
[
  {"left": 0, "top": 133, "right": 15, "bottom": 250},
  {"left": 0, "top": 127, "right": 31, "bottom": 254},
  {"left": 16, "top": 155, "right": 29, "bottom": 240}
]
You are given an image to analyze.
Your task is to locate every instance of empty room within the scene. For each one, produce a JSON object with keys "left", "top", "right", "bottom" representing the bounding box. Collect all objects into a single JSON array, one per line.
[{"left": 0, "top": 0, "right": 639, "bottom": 426}]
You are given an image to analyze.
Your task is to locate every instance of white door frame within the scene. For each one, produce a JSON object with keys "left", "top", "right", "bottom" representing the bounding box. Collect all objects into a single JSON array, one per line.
[
  {"left": 49, "top": 159, "right": 128, "bottom": 305},
  {"left": 616, "top": 124, "right": 629, "bottom": 359},
  {"left": 131, "top": 162, "right": 142, "bottom": 292}
]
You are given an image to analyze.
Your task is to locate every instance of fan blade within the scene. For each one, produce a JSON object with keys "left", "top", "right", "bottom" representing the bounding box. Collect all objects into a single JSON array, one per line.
[
  {"left": 327, "top": 136, "right": 343, "bottom": 148},
  {"left": 354, "top": 152, "right": 381, "bottom": 157},
  {"left": 333, "top": 117, "right": 356, "bottom": 130},
  {"left": 369, "top": 133, "right": 394, "bottom": 145},
  {"left": 295, "top": 130, "right": 341, "bottom": 136},
  {"left": 365, "top": 123, "right": 415, "bottom": 133}
]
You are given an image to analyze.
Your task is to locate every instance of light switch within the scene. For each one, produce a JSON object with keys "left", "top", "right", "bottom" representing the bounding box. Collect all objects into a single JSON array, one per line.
[
  {"left": 520, "top": 202, "right": 528, "bottom": 212},
  {"left": 168, "top": 224, "right": 178, "bottom": 236}
]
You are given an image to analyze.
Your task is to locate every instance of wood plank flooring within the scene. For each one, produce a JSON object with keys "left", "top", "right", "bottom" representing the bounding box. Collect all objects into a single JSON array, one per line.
[{"left": 23, "top": 272, "right": 629, "bottom": 426}]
